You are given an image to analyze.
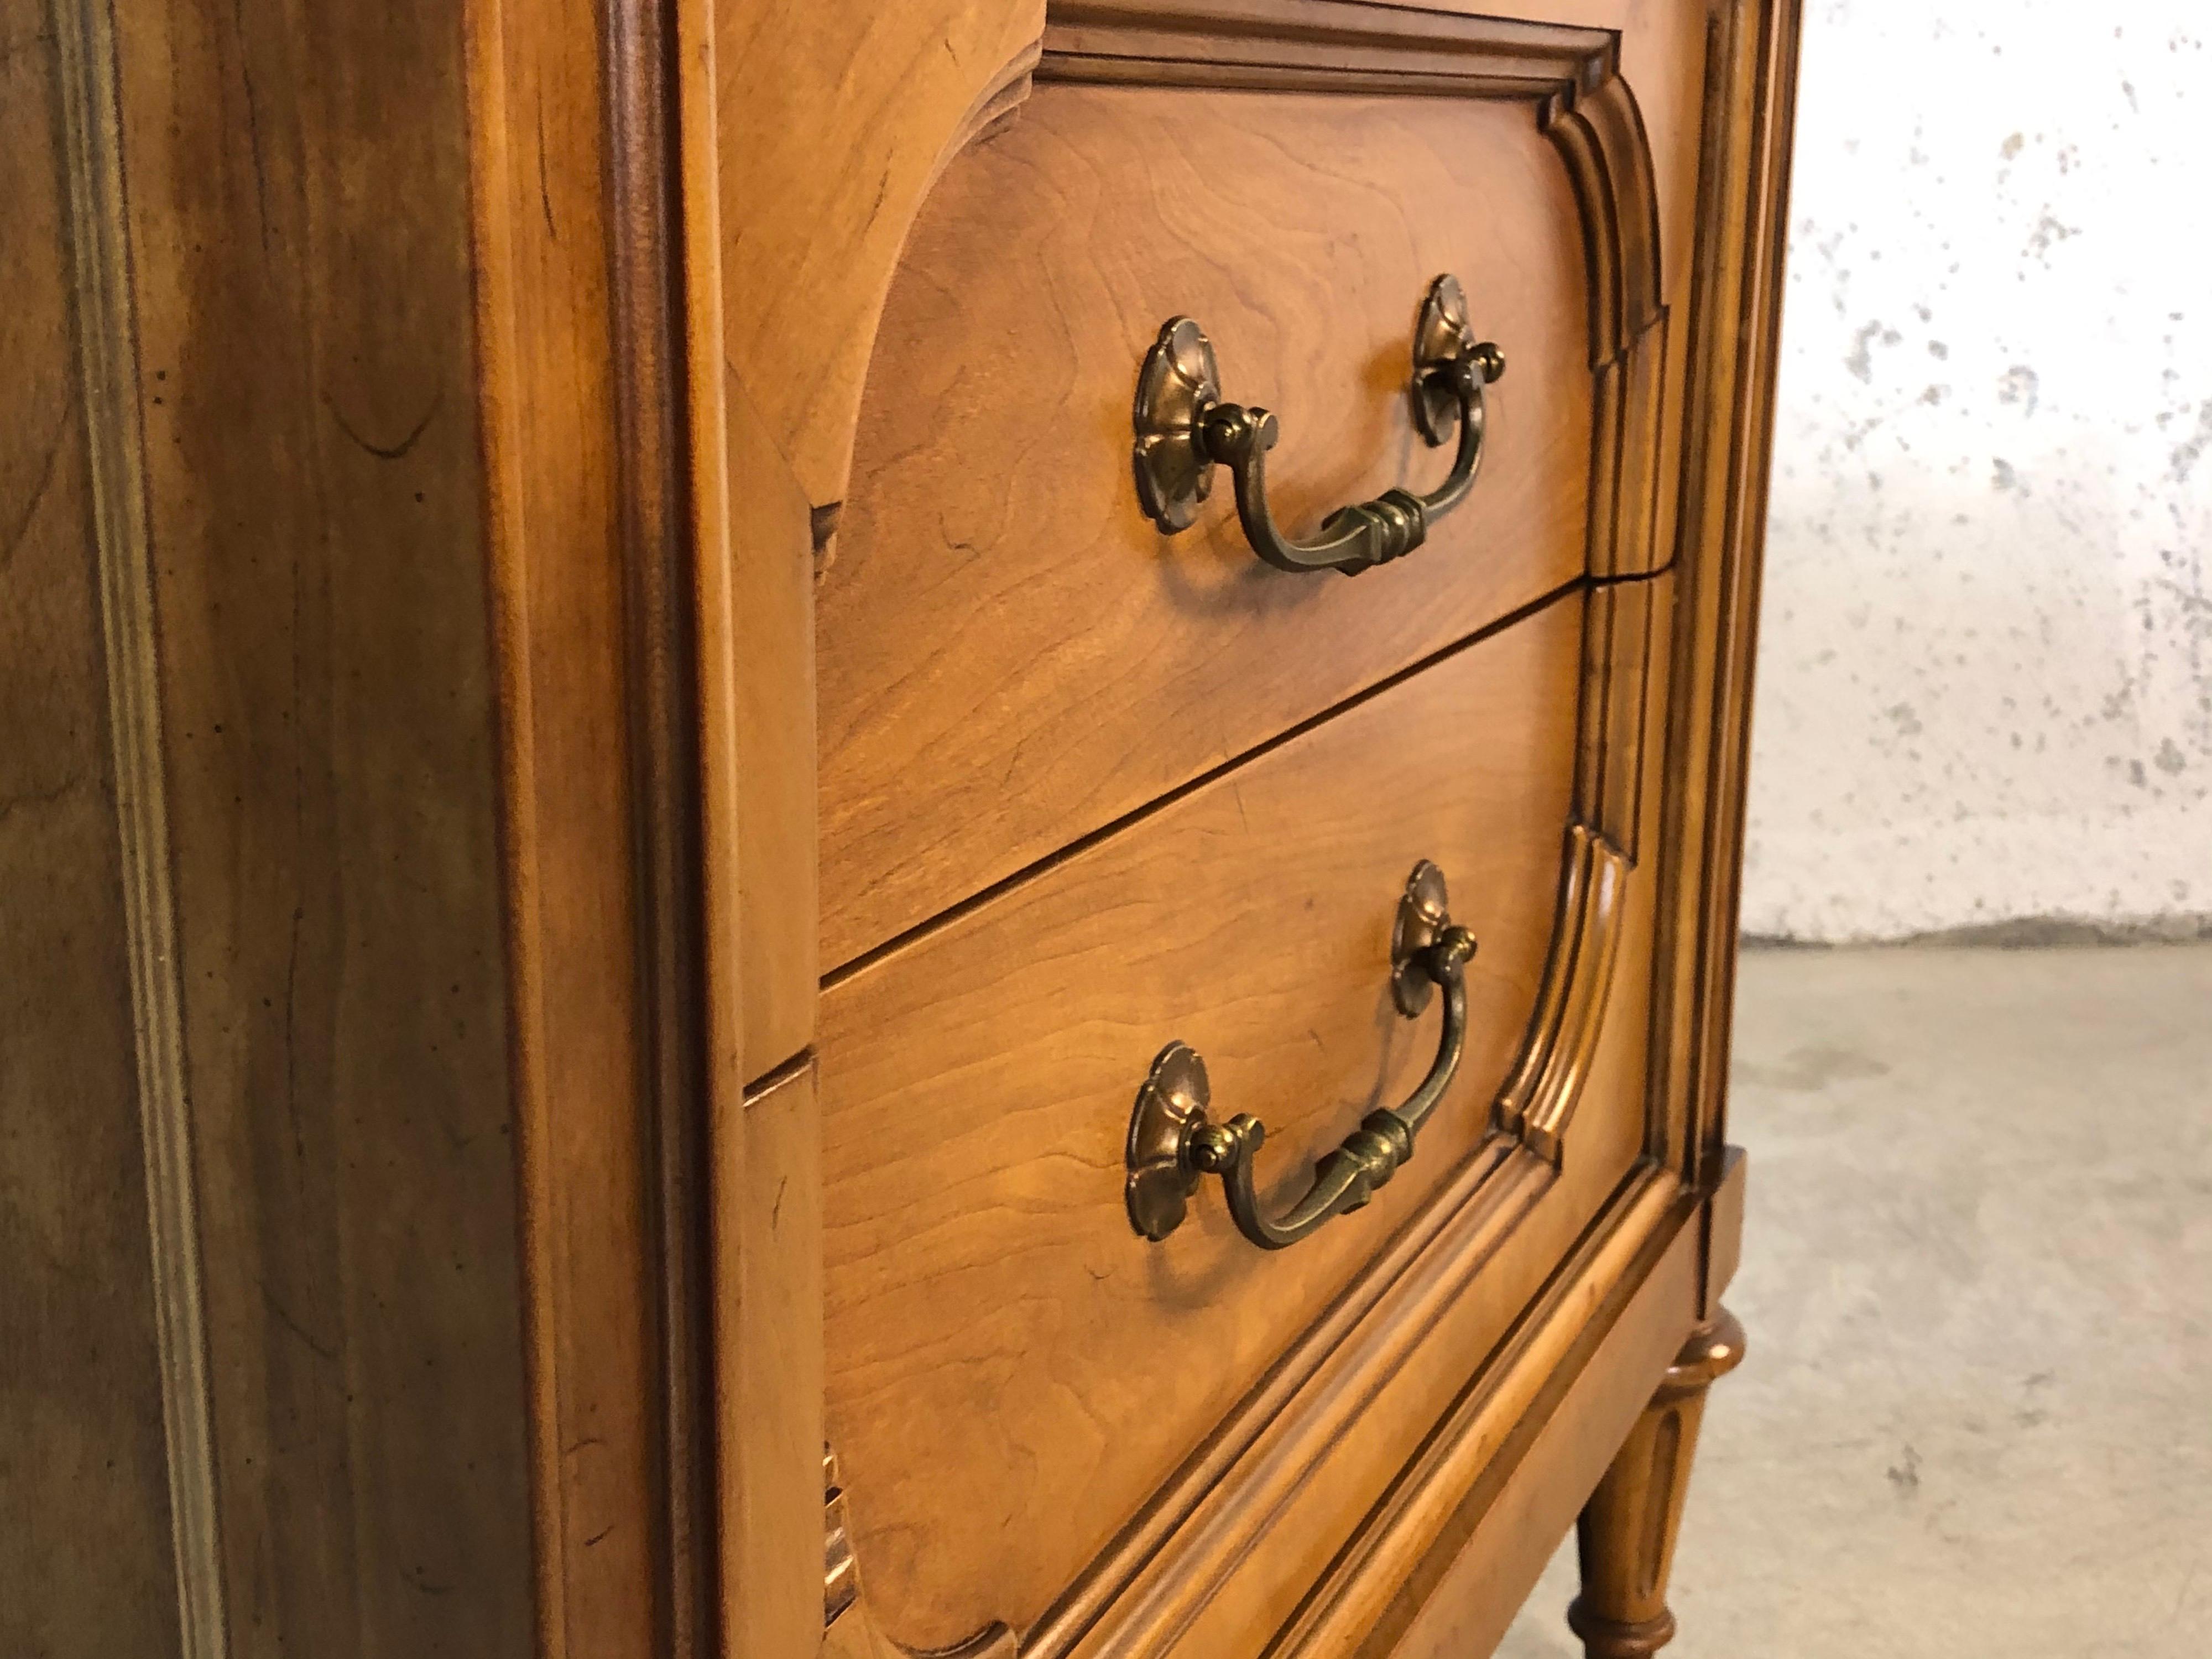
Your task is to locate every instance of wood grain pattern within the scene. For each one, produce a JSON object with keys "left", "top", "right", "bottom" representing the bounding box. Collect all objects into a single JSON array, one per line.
[
  {"left": 469, "top": 0, "right": 658, "bottom": 1645},
  {"left": 1077, "top": 707, "right": 1667, "bottom": 1658},
  {"left": 800, "top": 11, "right": 1723, "bottom": 1648},
  {"left": 13, "top": 0, "right": 742, "bottom": 1645},
  {"left": 50, "top": 0, "right": 229, "bottom": 1643},
  {"left": 713, "top": 0, "right": 1044, "bottom": 510},
  {"left": 705, "top": 0, "right": 1709, "bottom": 1067},
  {"left": 1548, "top": 72, "right": 1669, "bottom": 587},
  {"left": 468, "top": 0, "right": 725, "bottom": 1646},
  {"left": 1267, "top": 1168, "right": 1697, "bottom": 1658},
  {"left": 723, "top": 376, "right": 820, "bottom": 1081},
  {"left": 813, "top": 8, "right": 1678, "bottom": 969},
  {"left": 822, "top": 599, "right": 1606, "bottom": 1647},
  {"left": 1358, "top": 1185, "right": 1707, "bottom": 1659},
  {"left": 0, "top": 0, "right": 1815, "bottom": 1652},
  {"left": 1038, "top": 2, "right": 1608, "bottom": 86},
  {"left": 1496, "top": 825, "right": 1629, "bottom": 1164},
  {"left": 703, "top": 0, "right": 1792, "bottom": 1651},
  {"left": 1, "top": 6, "right": 188, "bottom": 1650},
  {"left": 734, "top": 3, "right": 1787, "bottom": 1655},
  {"left": 1648, "top": 0, "right": 1806, "bottom": 1193},
  {"left": 821, "top": 82, "right": 1592, "bottom": 964},
  {"left": 717, "top": 1062, "right": 828, "bottom": 1658},
  {"left": 1563, "top": 1309, "right": 1746, "bottom": 1659},
  {"left": 606, "top": 0, "right": 720, "bottom": 1640},
  {"left": 97, "top": 0, "right": 542, "bottom": 1649},
  {"left": 709, "top": 0, "right": 1046, "bottom": 1076},
  {"left": 771, "top": 1, "right": 1786, "bottom": 1651},
  {"left": 779, "top": 0, "right": 1786, "bottom": 1648}
]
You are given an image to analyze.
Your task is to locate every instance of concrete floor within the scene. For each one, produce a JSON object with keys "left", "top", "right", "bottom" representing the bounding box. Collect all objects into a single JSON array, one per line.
[{"left": 1497, "top": 943, "right": 2212, "bottom": 1657}]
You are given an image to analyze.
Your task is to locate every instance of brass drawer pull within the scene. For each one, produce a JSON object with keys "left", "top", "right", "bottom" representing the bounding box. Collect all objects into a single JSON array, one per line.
[
  {"left": 1131, "top": 274, "right": 1505, "bottom": 576},
  {"left": 1125, "top": 862, "right": 1478, "bottom": 1249}
]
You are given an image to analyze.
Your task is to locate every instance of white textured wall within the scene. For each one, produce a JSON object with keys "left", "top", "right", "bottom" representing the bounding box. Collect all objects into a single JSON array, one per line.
[{"left": 1739, "top": 3, "right": 2212, "bottom": 941}]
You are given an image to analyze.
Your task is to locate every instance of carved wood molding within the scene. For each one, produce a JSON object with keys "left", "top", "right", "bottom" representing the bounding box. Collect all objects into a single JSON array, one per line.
[
  {"left": 1496, "top": 824, "right": 1631, "bottom": 1165},
  {"left": 472, "top": 0, "right": 724, "bottom": 1647},
  {"left": 1035, "top": 0, "right": 1671, "bottom": 594},
  {"left": 1272, "top": 1168, "right": 1700, "bottom": 1657},
  {"left": 51, "top": 3, "right": 228, "bottom": 1652},
  {"left": 819, "top": 4, "right": 1673, "bottom": 1652},
  {"left": 1647, "top": 0, "right": 1805, "bottom": 1199},
  {"left": 1039, "top": 2, "right": 1613, "bottom": 92},
  {"left": 1547, "top": 77, "right": 1671, "bottom": 584}
]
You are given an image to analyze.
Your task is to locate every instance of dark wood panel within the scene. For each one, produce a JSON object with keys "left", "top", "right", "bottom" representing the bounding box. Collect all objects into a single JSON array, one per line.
[
  {"left": 0, "top": 9, "right": 182, "bottom": 1652},
  {"left": 106, "top": 0, "right": 537, "bottom": 1648}
]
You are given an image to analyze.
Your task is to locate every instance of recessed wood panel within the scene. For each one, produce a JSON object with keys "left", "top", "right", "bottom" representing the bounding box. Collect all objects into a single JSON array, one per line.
[
  {"left": 819, "top": 81, "right": 1592, "bottom": 964},
  {"left": 820, "top": 597, "right": 1630, "bottom": 1647}
]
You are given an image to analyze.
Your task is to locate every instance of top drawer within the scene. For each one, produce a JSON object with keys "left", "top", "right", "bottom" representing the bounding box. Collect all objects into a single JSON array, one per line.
[{"left": 818, "top": 23, "right": 1672, "bottom": 966}]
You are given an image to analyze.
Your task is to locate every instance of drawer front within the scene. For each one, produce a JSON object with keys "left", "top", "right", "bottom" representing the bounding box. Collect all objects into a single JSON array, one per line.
[
  {"left": 818, "top": 23, "right": 1671, "bottom": 967},
  {"left": 818, "top": 588, "right": 1658, "bottom": 1653}
]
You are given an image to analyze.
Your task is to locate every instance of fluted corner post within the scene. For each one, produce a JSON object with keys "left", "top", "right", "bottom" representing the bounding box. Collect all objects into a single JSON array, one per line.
[{"left": 1566, "top": 1310, "right": 1746, "bottom": 1658}]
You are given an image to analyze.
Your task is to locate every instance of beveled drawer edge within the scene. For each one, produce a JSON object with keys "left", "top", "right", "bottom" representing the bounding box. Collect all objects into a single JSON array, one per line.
[
  {"left": 818, "top": 821, "right": 1641, "bottom": 1657},
  {"left": 1036, "top": 824, "right": 1636, "bottom": 1657},
  {"left": 1265, "top": 1163, "right": 1697, "bottom": 1656},
  {"left": 816, "top": 1133, "right": 1536, "bottom": 1659},
  {"left": 1046, "top": 1140, "right": 1554, "bottom": 1658}
]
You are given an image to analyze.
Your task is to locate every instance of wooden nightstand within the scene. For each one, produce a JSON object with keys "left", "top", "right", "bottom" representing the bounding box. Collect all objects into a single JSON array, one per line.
[{"left": 2, "top": 1, "right": 1796, "bottom": 1653}]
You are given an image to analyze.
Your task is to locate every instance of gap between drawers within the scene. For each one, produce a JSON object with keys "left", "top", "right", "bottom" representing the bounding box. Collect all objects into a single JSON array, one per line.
[{"left": 821, "top": 566, "right": 1670, "bottom": 993}]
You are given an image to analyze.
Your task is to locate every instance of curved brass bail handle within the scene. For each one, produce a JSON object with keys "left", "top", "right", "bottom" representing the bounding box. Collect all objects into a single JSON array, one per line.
[
  {"left": 1124, "top": 862, "right": 1479, "bottom": 1251},
  {"left": 1131, "top": 274, "right": 1506, "bottom": 576}
]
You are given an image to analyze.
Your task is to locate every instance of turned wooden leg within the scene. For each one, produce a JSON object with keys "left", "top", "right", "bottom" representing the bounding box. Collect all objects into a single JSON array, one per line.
[{"left": 1566, "top": 1309, "right": 1745, "bottom": 1659}]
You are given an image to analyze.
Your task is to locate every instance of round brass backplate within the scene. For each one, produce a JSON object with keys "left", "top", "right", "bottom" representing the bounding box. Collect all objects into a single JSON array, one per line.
[
  {"left": 1132, "top": 317, "right": 1223, "bottom": 534},
  {"left": 1391, "top": 859, "right": 1452, "bottom": 1018},
  {"left": 1125, "top": 1041, "right": 1212, "bottom": 1240},
  {"left": 1412, "top": 273, "right": 1478, "bottom": 446}
]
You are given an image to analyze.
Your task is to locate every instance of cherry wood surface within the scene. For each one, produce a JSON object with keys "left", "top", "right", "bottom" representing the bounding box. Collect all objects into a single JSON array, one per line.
[
  {"left": 717, "top": 0, "right": 1730, "bottom": 1073},
  {"left": 1046, "top": 566, "right": 1670, "bottom": 1659},
  {"left": 818, "top": 596, "right": 1649, "bottom": 1647},
  {"left": 820, "top": 82, "right": 1590, "bottom": 965},
  {"left": 1373, "top": 1190, "right": 1707, "bottom": 1659},
  {"left": 0, "top": 0, "right": 1798, "bottom": 1652},
  {"left": 717, "top": 1060, "right": 828, "bottom": 1659}
]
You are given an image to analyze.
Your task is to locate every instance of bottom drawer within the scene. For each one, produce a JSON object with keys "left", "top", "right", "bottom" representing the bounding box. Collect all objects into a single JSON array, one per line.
[{"left": 818, "top": 586, "right": 1661, "bottom": 1654}]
